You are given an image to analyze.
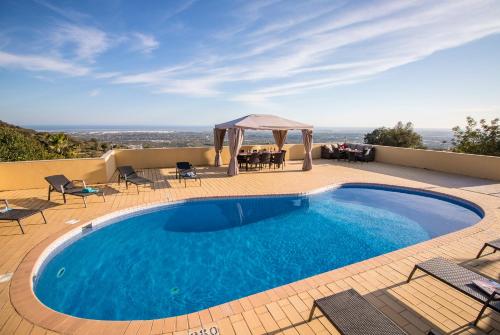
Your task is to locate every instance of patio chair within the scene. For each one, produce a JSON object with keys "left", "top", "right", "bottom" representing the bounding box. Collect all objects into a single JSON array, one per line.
[
  {"left": 259, "top": 152, "right": 272, "bottom": 169},
  {"left": 0, "top": 199, "right": 47, "bottom": 234},
  {"left": 237, "top": 154, "right": 248, "bottom": 169},
  {"left": 117, "top": 166, "right": 155, "bottom": 193},
  {"left": 476, "top": 238, "right": 500, "bottom": 258},
  {"left": 281, "top": 150, "right": 287, "bottom": 166},
  {"left": 45, "top": 175, "right": 106, "bottom": 208},
  {"left": 175, "top": 162, "right": 193, "bottom": 179},
  {"left": 248, "top": 152, "right": 261, "bottom": 170},
  {"left": 271, "top": 151, "right": 285, "bottom": 170},
  {"left": 407, "top": 257, "right": 500, "bottom": 326}
]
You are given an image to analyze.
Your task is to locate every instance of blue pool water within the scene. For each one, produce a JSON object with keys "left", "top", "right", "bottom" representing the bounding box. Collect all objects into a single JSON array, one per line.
[{"left": 34, "top": 185, "right": 483, "bottom": 320}]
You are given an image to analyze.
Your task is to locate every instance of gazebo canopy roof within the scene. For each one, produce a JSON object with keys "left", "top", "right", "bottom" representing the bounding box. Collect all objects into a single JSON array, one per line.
[{"left": 214, "top": 114, "right": 313, "bottom": 131}]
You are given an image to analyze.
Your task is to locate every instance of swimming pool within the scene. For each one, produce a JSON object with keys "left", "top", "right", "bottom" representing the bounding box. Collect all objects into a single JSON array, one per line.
[{"left": 34, "top": 184, "right": 483, "bottom": 321}]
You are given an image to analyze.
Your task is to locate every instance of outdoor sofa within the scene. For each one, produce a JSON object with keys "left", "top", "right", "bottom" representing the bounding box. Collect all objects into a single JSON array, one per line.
[
  {"left": 45, "top": 175, "right": 105, "bottom": 208},
  {"left": 321, "top": 143, "right": 376, "bottom": 162}
]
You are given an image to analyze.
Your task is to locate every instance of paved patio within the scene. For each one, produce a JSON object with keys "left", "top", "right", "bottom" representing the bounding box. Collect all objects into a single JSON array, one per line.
[{"left": 1, "top": 159, "right": 499, "bottom": 335}]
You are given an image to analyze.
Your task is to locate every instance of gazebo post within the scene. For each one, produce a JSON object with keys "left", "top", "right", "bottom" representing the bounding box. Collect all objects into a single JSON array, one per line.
[
  {"left": 227, "top": 128, "right": 244, "bottom": 176},
  {"left": 302, "top": 129, "right": 313, "bottom": 171},
  {"left": 213, "top": 128, "right": 226, "bottom": 167}
]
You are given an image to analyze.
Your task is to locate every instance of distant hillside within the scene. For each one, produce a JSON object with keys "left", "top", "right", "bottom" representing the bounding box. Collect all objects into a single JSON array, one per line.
[{"left": 0, "top": 121, "right": 117, "bottom": 161}]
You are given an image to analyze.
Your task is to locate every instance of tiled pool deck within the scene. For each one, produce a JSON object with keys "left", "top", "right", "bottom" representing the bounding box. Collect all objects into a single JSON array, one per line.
[{"left": 1, "top": 160, "right": 500, "bottom": 335}]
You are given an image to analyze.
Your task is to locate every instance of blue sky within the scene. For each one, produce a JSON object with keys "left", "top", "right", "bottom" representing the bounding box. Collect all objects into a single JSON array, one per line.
[{"left": 0, "top": 0, "right": 499, "bottom": 128}]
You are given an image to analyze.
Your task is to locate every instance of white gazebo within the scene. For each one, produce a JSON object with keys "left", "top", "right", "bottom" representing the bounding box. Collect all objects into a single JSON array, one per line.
[{"left": 213, "top": 114, "right": 314, "bottom": 176}]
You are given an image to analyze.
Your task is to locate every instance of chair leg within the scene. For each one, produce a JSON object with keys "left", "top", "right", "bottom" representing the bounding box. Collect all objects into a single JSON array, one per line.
[
  {"left": 308, "top": 302, "right": 317, "bottom": 321},
  {"left": 474, "top": 304, "right": 489, "bottom": 326},
  {"left": 16, "top": 219, "right": 25, "bottom": 234},
  {"left": 102, "top": 193, "right": 106, "bottom": 202},
  {"left": 407, "top": 266, "right": 418, "bottom": 283},
  {"left": 40, "top": 211, "right": 47, "bottom": 224},
  {"left": 82, "top": 197, "right": 87, "bottom": 208},
  {"left": 476, "top": 244, "right": 488, "bottom": 258},
  {"left": 48, "top": 187, "right": 51, "bottom": 201},
  {"left": 63, "top": 193, "right": 67, "bottom": 204},
  {"left": 137, "top": 185, "right": 140, "bottom": 194}
]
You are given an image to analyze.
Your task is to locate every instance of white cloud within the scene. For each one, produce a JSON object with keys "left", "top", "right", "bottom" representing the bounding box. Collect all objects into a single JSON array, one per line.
[
  {"left": 34, "top": 0, "right": 90, "bottom": 22},
  {"left": 111, "top": 0, "right": 500, "bottom": 101},
  {"left": 130, "top": 33, "right": 159, "bottom": 54},
  {"left": 161, "top": 0, "right": 198, "bottom": 21},
  {"left": 0, "top": 51, "right": 90, "bottom": 76},
  {"left": 88, "top": 89, "right": 100, "bottom": 97},
  {"left": 51, "top": 23, "right": 110, "bottom": 62}
]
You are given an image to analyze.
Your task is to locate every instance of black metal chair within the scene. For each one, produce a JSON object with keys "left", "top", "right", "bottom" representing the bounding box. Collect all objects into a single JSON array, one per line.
[
  {"left": 0, "top": 199, "right": 47, "bottom": 234},
  {"left": 117, "top": 166, "right": 155, "bottom": 194},
  {"left": 281, "top": 150, "right": 287, "bottom": 166},
  {"left": 259, "top": 152, "right": 272, "bottom": 169},
  {"left": 271, "top": 151, "right": 285, "bottom": 170},
  {"left": 45, "top": 175, "right": 105, "bottom": 208},
  {"left": 237, "top": 154, "right": 248, "bottom": 169},
  {"left": 248, "top": 152, "right": 261, "bottom": 170}
]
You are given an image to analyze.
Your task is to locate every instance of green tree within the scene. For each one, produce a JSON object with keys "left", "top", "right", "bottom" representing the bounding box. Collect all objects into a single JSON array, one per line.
[
  {"left": 451, "top": 117, "right": 500, "bottom": 156},
  {"left": 45, "top": 133, "right": 76, "bottom": 157},
  {"left": 364, "top": 121, "right": 424, "bottom": 148},
  {"left": 0, "top": 126, "right": 51, "bottom": 161}
]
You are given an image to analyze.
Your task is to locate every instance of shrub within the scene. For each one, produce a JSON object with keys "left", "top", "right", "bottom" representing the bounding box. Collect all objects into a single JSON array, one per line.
[{"left": 364, "top": 121, "right": 424, "bottom": 148}]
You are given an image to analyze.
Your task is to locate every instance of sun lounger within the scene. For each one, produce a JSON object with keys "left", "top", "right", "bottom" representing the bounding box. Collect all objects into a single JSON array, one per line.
[
  {"left": 179, "top": 168, "right": 201, "bottom": 187},
  {"left": 175, "top": 162, "right": 193, "bottom": 179},
  {"left": 476, "top": 238, "right": 500, "bottom": 258},
  {"left": 45, "top": 175, "right": 105, "bottom": 208},
  {"left": 308, "top": 289, "right": 409, "bottom": 335},
  {"left": 0, "top": 199, "right": 46, "bottom": 234},
  {"left": 407, "top": 257, "right": 500, "bottom": 325},
  {"left": 117, "top": 166, "right": 155, "bottom": 193}
]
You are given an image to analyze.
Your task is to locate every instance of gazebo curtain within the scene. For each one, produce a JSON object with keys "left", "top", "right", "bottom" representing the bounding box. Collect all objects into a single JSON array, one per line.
[
  {"left": 227, "top": 128, "right": 244, "bottom": 176},
  {"left": 213, "top": 128, "right": 226, "bottom": 167},
  {"left": 272, "top": 130, "right": 288, "bottom": 150},
  {"left": 302, "top": 129, "right": 313, "bottom": 171}
]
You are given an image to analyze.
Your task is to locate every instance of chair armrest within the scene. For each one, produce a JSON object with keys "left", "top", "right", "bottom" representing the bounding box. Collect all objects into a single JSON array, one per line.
[
  {"left": 0, "top": 199, "right": 9, "bottom": 208},
  {"left": 71, "top": 179, "right": 87, "bottom": 188}
]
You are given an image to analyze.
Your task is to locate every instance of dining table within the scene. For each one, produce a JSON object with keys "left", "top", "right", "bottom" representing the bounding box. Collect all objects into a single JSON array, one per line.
[{"left": 237, "top": 151, "right": 282, "bottom": 171}]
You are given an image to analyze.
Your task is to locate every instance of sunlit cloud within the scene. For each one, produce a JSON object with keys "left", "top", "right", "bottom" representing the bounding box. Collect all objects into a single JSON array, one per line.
[
  {"left": 50, "top": 23, "right": 110, "bottom": 62},
  {"left": 111, "top": 0, "right": 500, "bottom": 101},
  {"left": 88, "top": 89, "right": 101, "bottom": 97},
  {"left": 130, "top": 33, "right": 159, "bottom": 54},
  {"left": 0, "top": 51, "right": 90, "bottom": 76}
]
